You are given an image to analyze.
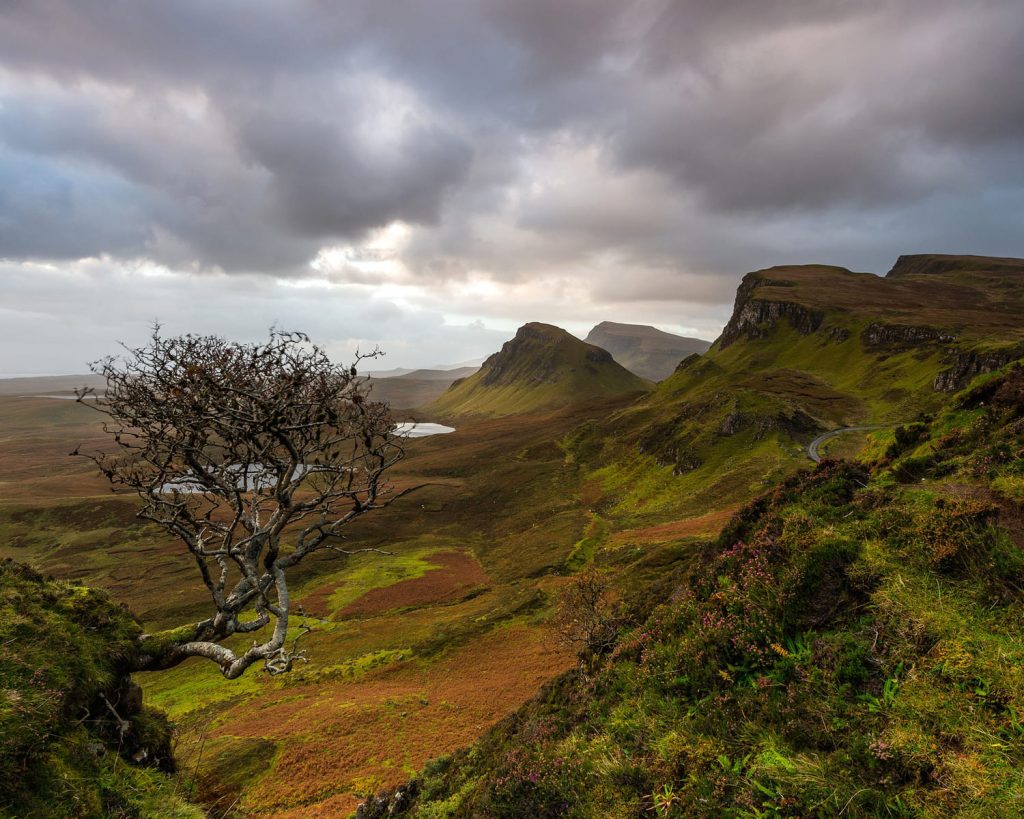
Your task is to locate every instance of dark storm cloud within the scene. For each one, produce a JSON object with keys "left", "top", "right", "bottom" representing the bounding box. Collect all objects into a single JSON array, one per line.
[
  {"left": 614, "top": 1, "right": 1024, "bottom": 215},
  {"left": 233, "top": 98, "right": 472, "bottom": 238},
  {"left": 0, "top": 0, "right": 1022, "bottom": 282}
]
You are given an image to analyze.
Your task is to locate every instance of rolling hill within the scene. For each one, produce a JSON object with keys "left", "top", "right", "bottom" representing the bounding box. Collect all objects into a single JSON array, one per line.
[
  {"left": 428, "top": 322, "right": 652, "bottom": 418},
  {"left": 5, "top": 253, "right": 1024, "bottom": 817},
  {"left": 584, "top": 321, "right": 712, "bottom": 381},
  {"left": 394, "top": 366, "right": 479, "bottom": 381},
  {"left": 399, "top": 364, "right": 1024, "bottom": 816},
  {"left": 363, "top": 373, "right": 470, "bottom": 414},
  {"left": 357, "top": 253, "right": 1024, "bottom": 817},
  {"left": 0, "top": 373, "right": 105, "bottom": 396},
  {"left": 356, "top": 368, "right": 480, "bottom": 414}
]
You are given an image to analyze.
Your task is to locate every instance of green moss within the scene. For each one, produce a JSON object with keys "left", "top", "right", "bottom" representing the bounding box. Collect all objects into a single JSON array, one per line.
[
  {"left": 324, "top": 547, "right": 441, "bottom": 614},
  {"left": 280, "top": 648, "right": 414, "bottom": 688},
  {"left": 0, "top": 560, "right": 202, "bottom": 817},
  {"left": 140, "top": 654, "right": 263, "bottom": 717},
  {"left": 138, "top": 624, "right": 200, "bottom": 660}
]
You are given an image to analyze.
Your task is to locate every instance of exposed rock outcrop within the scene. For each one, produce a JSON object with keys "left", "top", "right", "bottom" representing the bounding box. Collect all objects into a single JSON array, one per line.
[
  {"left": 638, "top": 421, "right": 704, "bottom": 475},
  {"left": 716, "top": 404, "right": 821, "bottom": 442},
  {"left": 755, "top": 408, "right": 821, "bottom": 441},
  {"left": 861, "top": 323, "right": 957, "bottom": 349},
  {"left": 675, "top": 353, "right": 703, "bottom": 373},
  {"left": 934, "top": 345, "right": 1024, "bottom": 392},
  {"left": 718, "top": 409, "right": 744, "bottom": 436},
  {"left": 718, "top": 274, "right": 823, "bottom": 348},
  {"left": 355, "top": 781, "right": 419, "bottom": 818}
]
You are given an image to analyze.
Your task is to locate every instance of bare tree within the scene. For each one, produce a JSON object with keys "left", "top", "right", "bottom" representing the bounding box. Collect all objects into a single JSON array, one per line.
[{"left": 74, "top": 328, "right": 405, "bottom": 679}]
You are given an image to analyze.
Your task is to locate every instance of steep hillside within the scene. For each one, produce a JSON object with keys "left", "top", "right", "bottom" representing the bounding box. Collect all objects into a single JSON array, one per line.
[
  {"left": 428, "top": 323, "right": 651, "bottom": 419},
  {"left": 576, "top": 255, "right": 1024, "bottom": 523},
  {"left": 0, "top": 560, "right": 202, "bottom": 818},
  {"left": 584, "top": 322, "right": 712, "bottom": 381},
  {"left": 368, "top": 360, "right": 1024, "bottom": 818}
]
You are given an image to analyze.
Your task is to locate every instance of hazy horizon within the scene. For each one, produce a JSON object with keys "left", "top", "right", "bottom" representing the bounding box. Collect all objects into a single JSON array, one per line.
[{"left": 0, "top": 318, "right": 718, "bottom": 378}]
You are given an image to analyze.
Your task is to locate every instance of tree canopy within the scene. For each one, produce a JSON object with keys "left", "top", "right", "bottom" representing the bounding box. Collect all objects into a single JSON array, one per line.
[{"left": 75, "top": 329, "right": 404, "bottom": 679}]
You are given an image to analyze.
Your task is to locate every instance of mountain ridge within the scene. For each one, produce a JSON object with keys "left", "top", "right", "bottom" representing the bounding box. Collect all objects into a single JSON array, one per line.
[
  {"left": 7, "top": 253, "right": 1024, "bottom": 816},
  {"left": 551, "top": 253, "right": 1024, "bottom": 524},
  {"left": 428, "top": 322, "right": 652, "bottom": 418},
  {"left": 356, "top": 254, "right": 1024, "bottom": 817}
]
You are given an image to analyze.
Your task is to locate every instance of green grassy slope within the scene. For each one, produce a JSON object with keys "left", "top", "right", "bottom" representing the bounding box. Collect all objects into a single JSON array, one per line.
[
  {"left": 0, "top": 560, "right": 203, "bottom": 818},
  {"left": 6, "top": 254, "right": 1023, "bottom": 816},
  {"left": 568, "top": 255, "right": 1024, "bottom": 526},
  {"left": 394, "top": 359, "right": 1024, "bottom": 818},
  {"left": 0, "top": 389, "right": 643, "bottom": 815},
  {"left": 428, "top": 323, "right": 652, "bottom": 419}
]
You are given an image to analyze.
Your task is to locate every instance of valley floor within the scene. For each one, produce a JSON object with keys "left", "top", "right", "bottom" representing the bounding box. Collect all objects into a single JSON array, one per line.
[{"left": 0, "top": 393, "right": 740, "bottom": 815}]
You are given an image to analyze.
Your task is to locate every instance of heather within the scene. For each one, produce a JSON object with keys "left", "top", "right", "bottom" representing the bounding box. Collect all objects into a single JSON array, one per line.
[{"left": 406, "top": 365, "right": 1024, "bottom": 817}]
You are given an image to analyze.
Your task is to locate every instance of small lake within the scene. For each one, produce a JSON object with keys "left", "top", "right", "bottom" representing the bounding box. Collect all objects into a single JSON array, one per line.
[
  {"left": 159, "top": 425, "right": 454, "bottom": 493},
  {"left": 395, "top": 422, "right": 455, "bottom": 438},
  {"left": 28, "top": 395, "right": 455, "bottom": 438}
]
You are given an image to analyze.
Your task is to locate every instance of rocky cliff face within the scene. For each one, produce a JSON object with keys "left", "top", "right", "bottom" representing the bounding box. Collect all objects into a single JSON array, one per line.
[
  {"left": 860, "top": 323, "right": 957, "bottom": 348},
  {"left": 861, "top": 327, "right": 1024, "bottom": 392},
  {"left": 718, "top": 274, "right": 823, "bottom": 348},
  {"left": 934, "top": 345, "right": 1024, "bottom": 392}
]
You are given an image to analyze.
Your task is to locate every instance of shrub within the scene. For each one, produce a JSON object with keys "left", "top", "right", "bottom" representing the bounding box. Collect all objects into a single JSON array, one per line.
[
  {"left": 487, "top": 747, "right": 587, "bottom": 818},
  {"left": 886, "top": 422, "right": 929, "bottom": 459}
]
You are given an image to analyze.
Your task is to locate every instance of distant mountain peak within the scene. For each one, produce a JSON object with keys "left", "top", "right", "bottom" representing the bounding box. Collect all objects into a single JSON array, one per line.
[
  {"left": 584, "top": 322, "right": 711, "bottom": 381},
  {"left": 429, "top": 322, "right": 650, "bottom": 418}
]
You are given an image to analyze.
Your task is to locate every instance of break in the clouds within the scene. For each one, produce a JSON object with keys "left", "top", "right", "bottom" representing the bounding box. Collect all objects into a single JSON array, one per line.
[{"left": 1, "top": 0, "right": 1023, "bottom": 372}]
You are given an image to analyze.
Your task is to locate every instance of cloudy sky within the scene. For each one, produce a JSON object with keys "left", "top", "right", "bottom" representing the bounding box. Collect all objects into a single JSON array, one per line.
[{"left": 2, "top": 0, "right": 1022, "bottom": 374}]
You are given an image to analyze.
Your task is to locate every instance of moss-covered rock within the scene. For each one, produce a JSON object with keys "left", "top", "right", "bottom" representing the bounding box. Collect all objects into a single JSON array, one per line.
[{"left": 0, "top": 559, "right": 203, "bottom": 818}]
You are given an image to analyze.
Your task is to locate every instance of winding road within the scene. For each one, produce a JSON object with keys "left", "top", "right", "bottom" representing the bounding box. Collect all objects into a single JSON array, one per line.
[{"left": 807, "top": 425, "right": 890, "bottom": 463}]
